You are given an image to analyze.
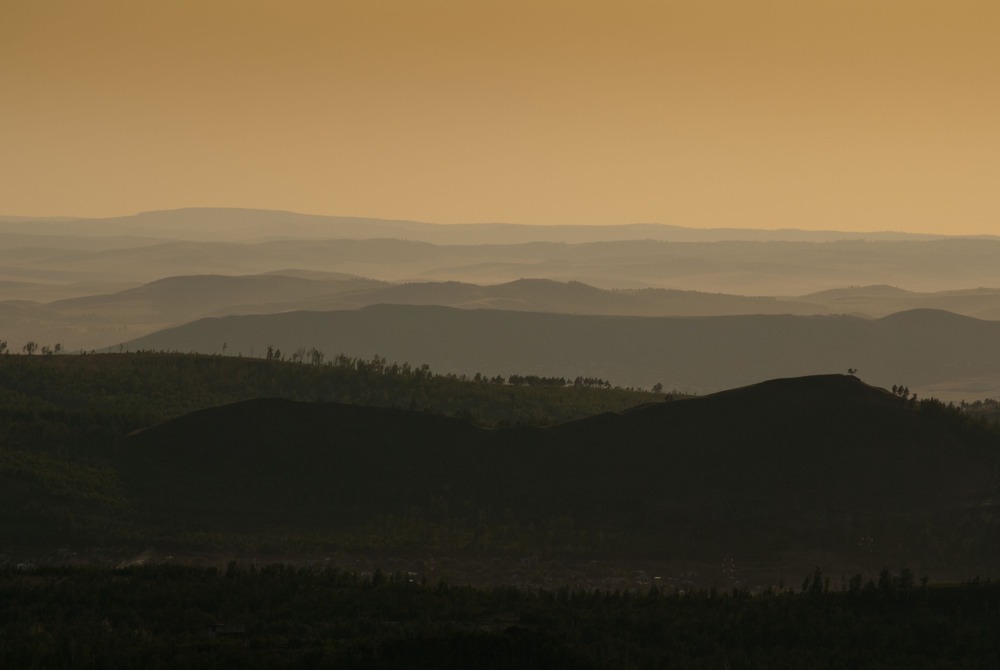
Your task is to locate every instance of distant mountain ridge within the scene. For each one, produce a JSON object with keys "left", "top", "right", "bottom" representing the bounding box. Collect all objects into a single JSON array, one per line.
[
  {"left": 5, "top": 212, "right": 1000, "bottom": 302},
  {"left": 1, "top": 207, "right": 963, "bottom": 244}
]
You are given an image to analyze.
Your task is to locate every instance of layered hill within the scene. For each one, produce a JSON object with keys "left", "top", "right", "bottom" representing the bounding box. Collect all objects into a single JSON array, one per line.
[
  {"left": 5, "top": 227, "right": 1000, "bottom": 301},
  {"left": 8, "top": 270, "right": 1000, "bottom": 353},
  {"left": 117, "top": 304, "right": 1000, "bottom": 399},
  {"left": 797, "top": 284, "right": 1000, "bottom": 320},
  {"left": 112, "top": 375, "right": 1000, "bottom": 579},
  {"left": 2, "top": 274, "right": 829, "bottom": 352}
]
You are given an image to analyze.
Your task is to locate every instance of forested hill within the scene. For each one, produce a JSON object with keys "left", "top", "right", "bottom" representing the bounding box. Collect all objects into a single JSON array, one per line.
[
  {"left": 0, "top": 351, "right": 654, "bottom": 453},
  {"left": 111, "top": 375, "right": 1000, "bottom": 581},
  {"left": 4, "top": 353, "right": 1000, "bottom": 583},
  {"left": 0, "top": 351, "right": 653, "bottom": 564},
  {"left": 551, "top": 375, "right": 997, "bottom": 513}
]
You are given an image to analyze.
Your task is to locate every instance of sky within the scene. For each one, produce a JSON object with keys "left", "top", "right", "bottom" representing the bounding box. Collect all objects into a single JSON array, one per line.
[{"left": 2, "top": 0, "right": 999, "bottom": 234}]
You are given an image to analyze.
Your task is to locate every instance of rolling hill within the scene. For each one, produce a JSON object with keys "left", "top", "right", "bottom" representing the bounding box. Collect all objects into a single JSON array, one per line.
[
  {"left": 1, "top": 274, "right": 828, "bottom": 352},
  {"left": 8, "top": 270, "right": 1000, "bottom": 354},
  {"left": 4, "top": 358, "right": 1000, "bottom": 583},
  {"left": 116, "top": 304, "right": 1000, "bottom": 399},
  {"left": 797, "top": 284, "right": 1000, "bottom": 320},
  {"left": 109, "top": 374, "right": 1000, "bottom": 580}
]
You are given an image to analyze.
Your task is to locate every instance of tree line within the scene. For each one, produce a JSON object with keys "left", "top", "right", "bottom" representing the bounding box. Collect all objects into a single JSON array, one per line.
[
  {"left": 2, "top": 562, "right": 998, "bottom": 669},
  {"left": 0, "top": 340, "right": 63, "bottom": 356}
]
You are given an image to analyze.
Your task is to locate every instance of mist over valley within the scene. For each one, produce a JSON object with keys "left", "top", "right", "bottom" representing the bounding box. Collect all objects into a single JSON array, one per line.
[{"left": 3, "top": 209, "right": 1000, "bottom": 401}]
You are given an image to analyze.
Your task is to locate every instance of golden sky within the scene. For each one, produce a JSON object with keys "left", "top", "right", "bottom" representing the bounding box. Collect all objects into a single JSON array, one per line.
[{"left": 2, "top": 0, "right": 999, "bottom": 234}]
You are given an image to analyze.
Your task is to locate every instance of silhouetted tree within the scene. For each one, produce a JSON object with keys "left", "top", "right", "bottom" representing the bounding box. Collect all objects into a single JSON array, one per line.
[{"left": 23, "top": 341, "right": 37, "bottom": 355}]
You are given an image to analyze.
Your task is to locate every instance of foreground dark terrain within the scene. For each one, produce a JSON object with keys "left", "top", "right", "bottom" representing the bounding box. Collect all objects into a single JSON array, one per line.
[{"left": 3, "top": 562, "right": 999, "bottom": 669}]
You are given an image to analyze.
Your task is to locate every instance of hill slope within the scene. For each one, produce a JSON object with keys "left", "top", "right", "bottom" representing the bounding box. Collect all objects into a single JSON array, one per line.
[
  {"left": 117, "top": 304, "right": 1000, "bottom": 398},
  {"left": 108, "top": 375, "right": 1000, "bottom": 579}
]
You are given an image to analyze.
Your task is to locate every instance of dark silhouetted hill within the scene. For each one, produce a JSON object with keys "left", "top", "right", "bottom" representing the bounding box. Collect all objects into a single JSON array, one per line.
[
  {"left": 110, "top": 374, "right": 1000, "bottom": 577},
  {"left": 0, "top": 351, "right": 654, "bottom": 556}
]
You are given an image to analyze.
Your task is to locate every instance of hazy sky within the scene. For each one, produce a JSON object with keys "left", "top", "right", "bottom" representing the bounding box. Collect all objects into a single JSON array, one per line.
[{"left": 2, "top": 1, "right": 998, "bottom": 234}]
